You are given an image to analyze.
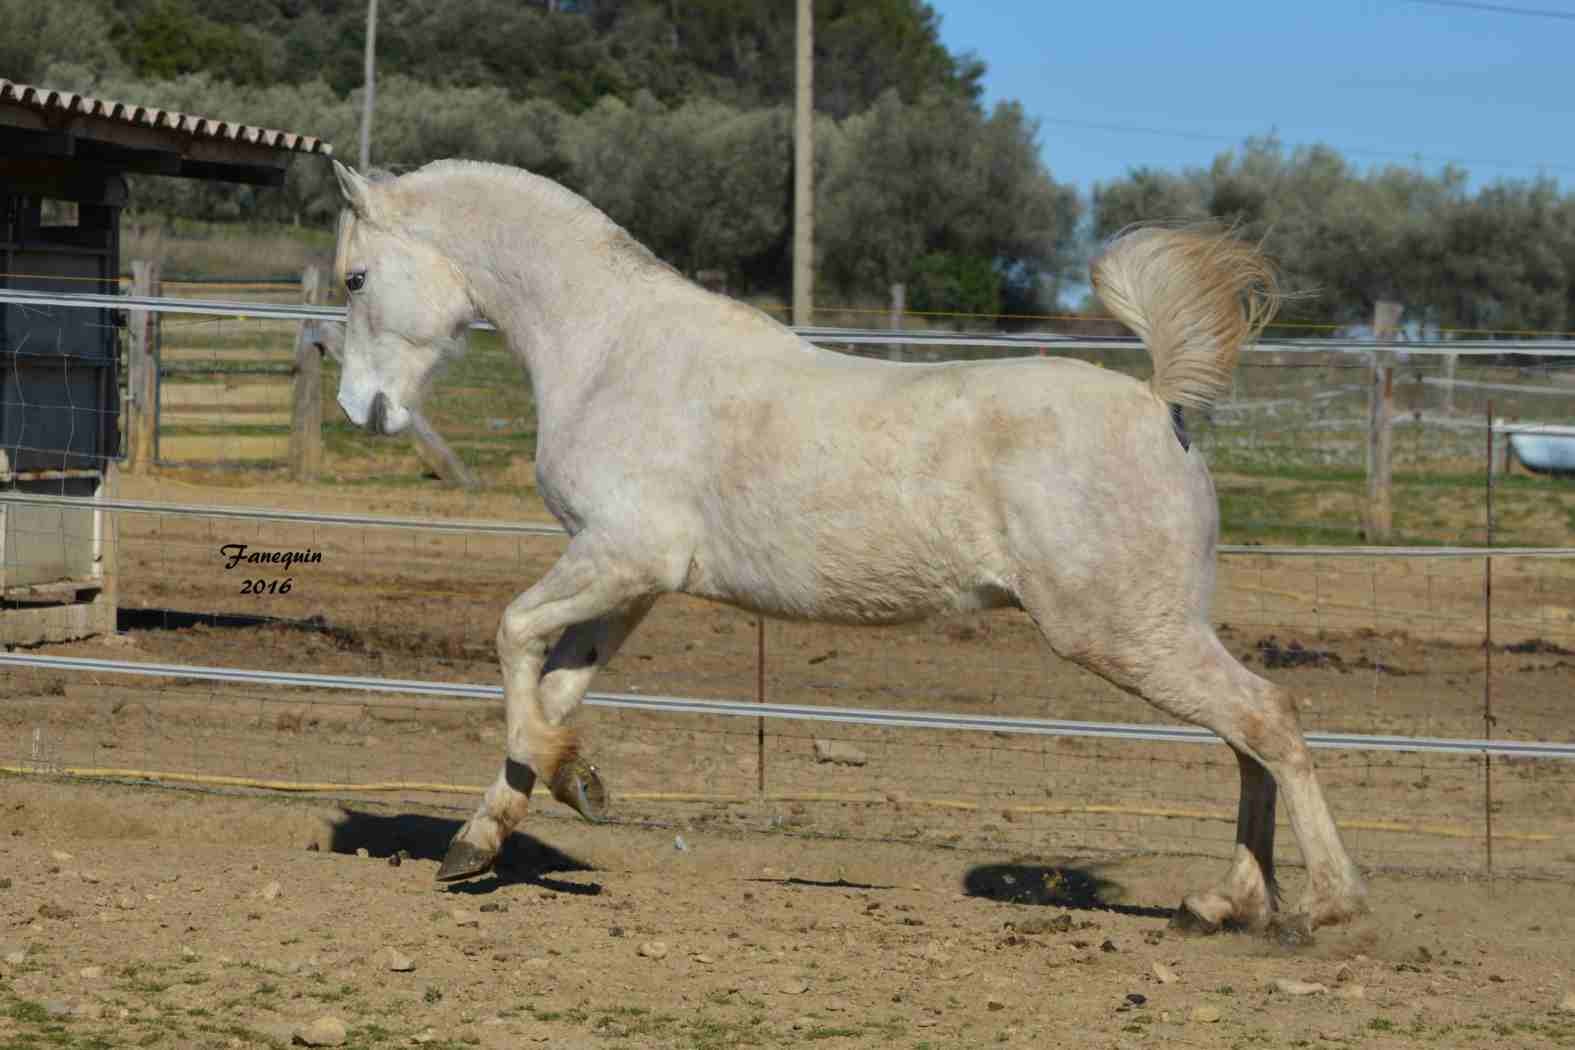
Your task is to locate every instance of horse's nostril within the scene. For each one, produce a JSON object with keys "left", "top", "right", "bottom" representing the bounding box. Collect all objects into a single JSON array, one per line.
[{"left": 368, "top": 392, "right": 388, "bottom": 434}]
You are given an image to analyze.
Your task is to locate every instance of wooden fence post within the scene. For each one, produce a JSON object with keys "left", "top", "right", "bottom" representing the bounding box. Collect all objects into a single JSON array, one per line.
[
  {"left": 290, "top": 265, "right": 324, "bottom": 481},
  {"left": 1364, "top": 300, "right": 1401, "bottom": 542},
  {"left": 303, "top": 319, "right": 479, "bottom": 490},
  {"left": 126, "top": 260, "right": 161, "bottom": 474}
]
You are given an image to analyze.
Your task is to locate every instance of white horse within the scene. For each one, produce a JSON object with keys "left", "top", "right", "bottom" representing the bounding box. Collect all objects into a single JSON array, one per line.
[{"left": 328, "top": 157, "right": 1368, "bottom": 935}]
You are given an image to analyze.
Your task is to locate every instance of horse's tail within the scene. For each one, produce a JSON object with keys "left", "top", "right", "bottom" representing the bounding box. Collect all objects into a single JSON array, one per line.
[{"left": 1090, "top": 223, "right": 1281, "bottom": 414}]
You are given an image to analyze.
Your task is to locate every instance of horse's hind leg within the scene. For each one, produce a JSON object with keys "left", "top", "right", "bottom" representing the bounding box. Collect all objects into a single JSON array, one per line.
[
  {"left": 1173, "top": 747, "right": 1280, "bottom": 933},
  {"left": 437, "top": 539, "right": 657, "bottom": 881},
  {"left": 1033, "top": 609, "right": 1366, "bottom": 933}
]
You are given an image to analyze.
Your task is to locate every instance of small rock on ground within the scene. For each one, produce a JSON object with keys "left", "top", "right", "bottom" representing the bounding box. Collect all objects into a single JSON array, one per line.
[
  {"left": 637, "top": 941, "right": 668, "bottom": 960},
  {"left": 371, "top": 946, "right": 414, "bottom": 972},
  {"left": 812, "top": 739, "right": 867, "bottom": 766},
  {"left": 1335, "top": 984, "right": 1366, "bottom": 1001},
  {"left": 1190, "top": 1005, "right": 1221, "bottom": 1023},
  {"left": 1014, "top": 913, "right": 1072, "bottom": 936},
  {"left": 1152, "top": 962, "right": 1179, "bottom": 984},
  {"left": 294, "top": 1016, "right": 348, "bottom": 1046},
  {"left": 1559, "top": 991, "right": 1575, "bottom": 1014},
  {"left": 1272, "top": 978, "right": 1328, "bottom": 996},
  {"left": 260, "top": 881, "right": 282, "bottom": 902}
]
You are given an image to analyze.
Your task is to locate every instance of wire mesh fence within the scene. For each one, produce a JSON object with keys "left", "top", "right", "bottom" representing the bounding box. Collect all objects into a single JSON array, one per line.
[{"left": 3, "top": 286, "right": 1575, "bottom": 889}]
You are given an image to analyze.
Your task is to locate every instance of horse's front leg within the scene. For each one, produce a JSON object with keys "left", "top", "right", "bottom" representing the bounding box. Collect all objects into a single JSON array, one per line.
[{"left": 437, "top": 540, "right": 656, "bottom": 882}]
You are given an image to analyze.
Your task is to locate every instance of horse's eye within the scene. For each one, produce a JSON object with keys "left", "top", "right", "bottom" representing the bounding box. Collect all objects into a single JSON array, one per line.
[{"left": 346, "top": 271, "right": 367, "bottom": 293}]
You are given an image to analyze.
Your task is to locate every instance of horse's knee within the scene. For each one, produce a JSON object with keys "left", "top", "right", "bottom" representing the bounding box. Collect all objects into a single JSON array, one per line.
[
  {"left": 1240, "top": 681, "right": 1311, "bottom": 774},
  {"left": 496, "top": 609, "right": 548, "bottom": 667}
]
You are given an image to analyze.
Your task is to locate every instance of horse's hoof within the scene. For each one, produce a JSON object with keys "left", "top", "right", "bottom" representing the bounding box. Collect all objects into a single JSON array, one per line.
[
  {"left": 435, "top": 839, "right": 497, "bottom": 882},
  {"left": 1168, "top": 899, "right": 1222, "bottom": 936},
  {"left": 1264, "top": 912, "right": 1315, "bottom": 949},
  {"left": 550, "top": 757, "right": 608, "bottom": 823}
]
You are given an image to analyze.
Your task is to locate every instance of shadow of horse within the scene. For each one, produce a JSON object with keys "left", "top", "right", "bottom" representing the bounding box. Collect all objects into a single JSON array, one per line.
[
  {"left": 328, "top": 809, "right": 601, "bottom": 896},
  {"left": 963, "top": 862, "right": 1173, "bottom": 919}
]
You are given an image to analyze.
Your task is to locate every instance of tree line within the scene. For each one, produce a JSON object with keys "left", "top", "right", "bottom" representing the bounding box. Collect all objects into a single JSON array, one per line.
[
  {"left": 1093, "top": 136, "right": 1575, "bottom": 338},
  {"left": 4, "top": 0, "right": 1575, "bottom": 329}
]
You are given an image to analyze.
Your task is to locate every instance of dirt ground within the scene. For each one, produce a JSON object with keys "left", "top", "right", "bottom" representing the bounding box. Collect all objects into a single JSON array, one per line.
[
  {"left": 2, "top": 778, "right": 1574, "bottom": 1050},
  {"left": 4, "top": 469, "right": 1575, "bottom": 1047}
]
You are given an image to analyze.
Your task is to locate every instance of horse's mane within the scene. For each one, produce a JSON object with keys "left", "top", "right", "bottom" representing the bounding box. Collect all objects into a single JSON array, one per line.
[{"left": 399, "top": 159, "right": 685, "bottom": 283}]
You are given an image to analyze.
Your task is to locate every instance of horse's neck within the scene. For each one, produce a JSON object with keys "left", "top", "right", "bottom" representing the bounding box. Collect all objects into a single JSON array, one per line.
[{"left": 443, "top": 216, "right": 663, "bottom": 430}]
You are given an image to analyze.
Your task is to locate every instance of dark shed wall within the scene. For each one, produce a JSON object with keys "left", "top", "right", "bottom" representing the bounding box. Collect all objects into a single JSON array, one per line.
[{"left": 0, "top": 189, "right": 121, "bottom": 473}]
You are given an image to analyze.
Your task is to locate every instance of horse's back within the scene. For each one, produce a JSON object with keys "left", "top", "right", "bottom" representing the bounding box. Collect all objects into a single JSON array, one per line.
[{"left": 678, "top": 353, "right": 1217, "bottom": 625}]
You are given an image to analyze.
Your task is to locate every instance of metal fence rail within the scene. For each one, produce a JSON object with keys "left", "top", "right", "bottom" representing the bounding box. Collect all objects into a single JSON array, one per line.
[
  {"left": 4, "top": 490, "right": 1575, "bottom": 560},
  {"left": 5, "top": 651, "right": 1573, "bottom": 761},
  {"left": 9, "top": 285, "right": 1575, "bottom": 356}
]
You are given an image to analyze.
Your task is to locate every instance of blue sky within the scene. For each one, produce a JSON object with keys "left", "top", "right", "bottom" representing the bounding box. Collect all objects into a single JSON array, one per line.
[{"left": 927, "top": 0, "right": 1575, "bottom": 203}]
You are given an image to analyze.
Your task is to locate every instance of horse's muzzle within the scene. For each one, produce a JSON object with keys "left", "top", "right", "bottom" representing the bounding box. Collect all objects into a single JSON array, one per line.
[{"left": 367, "top": 392, "right": 389, "bottom": 435}]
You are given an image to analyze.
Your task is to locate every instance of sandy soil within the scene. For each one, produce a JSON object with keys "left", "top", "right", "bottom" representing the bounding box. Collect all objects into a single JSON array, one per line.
[
  {"left": 2, "top": 779, "right": 1575, "bottom": 1050},
  {"left": 4, "top": 470, "right": 1575, "bottom": 1048}
]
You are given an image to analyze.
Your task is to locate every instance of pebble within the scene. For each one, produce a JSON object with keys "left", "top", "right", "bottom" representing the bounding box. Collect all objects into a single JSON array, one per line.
[
  {"left": 986, "top": 996, "right": 1007, "bottom": 1011},
  {"left": 450, "top": 909, "right": 478, "bottom": 927},
  {"left": 411, "top": 1030, "right": 438, "bottom": 1045},
  {"left": 3, "top": 950, "right": 25, "bottom": 966},
  {"left": 1014, "top": 913, "right": 1072, "bottom": 936},
  {"left": 1335, "top": 984, "right": 1366, "bottom": 1001},
  {"left": 293, "top": 1016, "right": 348, "bottom": 1046},
  {"left": 78, "top": 966, "right": 103, "bottom": 981},
  {"left": 674, "top": 835, "right": 689, "bottom": 852},
  {"left": 812, "top": 739, "right": 868, "bottom": 766},
  {"left": 1334, "top": 963, "right": 1355, "bottom": 984},
  {"left": 50, "top": 850, "right": 73, "bottom": 863},
  {"left": 637, "top": 941, "right": 668, "bottom": 960},
  {"left": 779, "top": 979, "right": 809, "bottom": 995},
  {"left": 1190, "top": 1005, "right": 1221, "bottom": 1023},
  {"left": 260, "top": 881, "right": 283, "bottom": 902},
  {"left": 1559, "top": 991, "right": 1575, "bottom": 1014},
  {"left": 1152, "top": 962, "right": 1179, "bottom": 984},
  {"left": 77, "top": 870, "right": 101, "bottom": 885},
  {"left": 355, "top": 848, "right": 369, "bottom": 859},
  {"left": 1272, "top": 978, "right": 1328, "bottom": 997},
  {"left": 371, "top": 946, "right": 414, "bottom": 973}
]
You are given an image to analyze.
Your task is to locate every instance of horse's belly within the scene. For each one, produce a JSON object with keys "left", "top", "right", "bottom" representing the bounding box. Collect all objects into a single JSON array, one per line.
[{"left": 685, "top": 517, "right": 1011, "bottom": 625}]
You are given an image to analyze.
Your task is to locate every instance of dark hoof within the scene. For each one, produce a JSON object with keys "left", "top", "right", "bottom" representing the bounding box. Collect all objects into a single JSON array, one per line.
[
  {"left": 435, "top": 839, "right": 497, "bottom": 883},
  {"left": 1168, "top": 901, "right": 1221, "bottom": 936},
  {"left": 550, "top": 757, "right": 608, "bottom": 823},
  {"left": 1265, "top": 913, "right": 1315, "bottom": 949}
]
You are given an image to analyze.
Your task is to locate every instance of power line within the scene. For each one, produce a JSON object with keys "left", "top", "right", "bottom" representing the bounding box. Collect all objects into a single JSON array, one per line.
[
  {"left": 1406, "top": 0, "right": 1575, "bottom": 22},
  {"left": 1037, "top": 115, "right": 1575, "bottom": 176}
]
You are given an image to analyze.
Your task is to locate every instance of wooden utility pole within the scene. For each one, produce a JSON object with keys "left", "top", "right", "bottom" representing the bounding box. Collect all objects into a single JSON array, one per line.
[
  {"left": 792, "top": 0, "right": 814, "bottom": 329},
  {"left": 1365, "top": 300, "right": 1402, "bottom": 542},
  {"left": 290, "top": 266, "right": 324, "bottom": 481},
  {"left": 127, "top": 260, "right": 161, "bottom": 474},
  {"left": 359, "top": 0, "right": 378, "bottom": 170},
  {"left": 888, "top": 282, "right": 905, "bottom": 362}
]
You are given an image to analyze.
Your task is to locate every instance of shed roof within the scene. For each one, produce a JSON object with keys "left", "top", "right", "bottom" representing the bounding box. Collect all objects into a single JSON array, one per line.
[{"left": 1, "top": 78, "right": 334, "bottom": 198}]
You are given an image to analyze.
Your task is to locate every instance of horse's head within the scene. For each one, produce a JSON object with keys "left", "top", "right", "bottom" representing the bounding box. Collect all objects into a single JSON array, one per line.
[{"left": 329, "top": 160, "right": 476, "bottom": 436}]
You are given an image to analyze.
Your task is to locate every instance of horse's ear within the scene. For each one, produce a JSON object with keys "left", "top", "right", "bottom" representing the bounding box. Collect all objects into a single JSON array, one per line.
[{"left": 332, "top": 159, "right": 377, "bottom": 221}]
